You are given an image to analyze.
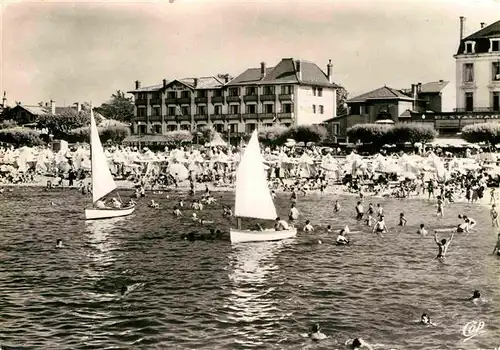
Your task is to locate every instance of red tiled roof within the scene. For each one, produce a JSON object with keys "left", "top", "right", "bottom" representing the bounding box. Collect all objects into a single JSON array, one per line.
[{"left": 348, "top": 86, "right": 413, "bottom": 103}]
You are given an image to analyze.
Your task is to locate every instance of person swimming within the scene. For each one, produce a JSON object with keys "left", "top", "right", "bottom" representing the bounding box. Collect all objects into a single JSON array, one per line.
[
  {"left": 372, "top": 216, "right": 387, "bottom": 238},
  {"left": 434, "top": 230, "right": 455, "bottom": 260},
  {"left": 420, "top": 313, "right": 436, "bottom": 326},
  {"left": 355, "top": 201, "right": 364, "bottom": 220},
  {"left": 275, "top": 217, "right": 290, "bottom": 231},
  {"left": 308, "top": 323, "right": 326, "bottom": 341},
  {"left": 326, "top": 225, "right": 332, "bottom": 233},
  {"left": 334, "top": 200, "right": 341, "bottom": 212},
  {"left": 303, "top": 220, "right": 314, "bottom": 232},
  {"left": 336, "top": 229, "right": 350, "bottom": 245},
  {"left": 173, "top": 206, "right": 182, "bottom": 216},
  {"left": 468, "top": 290, "right": 481, "bottom": 301},
  {"left": 346, "top": 338, "right": 374, "bottom": 350},
  {"left": 492, "top": 233, "right": 500, "bottom": 256},
  {"left": 56, "top": 239, "right": 63, "bottom": 248},
  {"left": 149, "top": 200, "right": 159, "bottom": 209},
  {"left": 417, "top": 223, "right": 428, "bottom": 236}
]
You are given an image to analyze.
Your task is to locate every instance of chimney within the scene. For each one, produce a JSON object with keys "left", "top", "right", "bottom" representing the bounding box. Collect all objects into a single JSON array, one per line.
[
  {"left": 460, "top": 16, "right": 466, "bottom": 41},
  {"left": 75, "top": 102, "right": 81, "bottom": 112},
  {"left": 224, "top": 75, "right": 229, "bottom": 84},
  {"left": 163, "top": 79, "right": 167, "bottom": 88},
  {"left": 481, "top": 22, "right": 486, "bottom": 29},
  {"left": 411, "top": 84, "right": 417, "bottom": 96},
  {"left": 45, "top": 102, "right": 48, "bottom": 107},
  {"left": 135, "top": 80, "right": 141, "bottom": 89},
  {"left": 327, "top": 59, "right": 333, "bottom": 83},
  {"left": 296, "top": 60, "right": 302, "bottom": 81},
  {"left": 194, "top": 78, "right": 198, "bottom": 88},
  {"left": 260, "top": 62, "right": 266, "bottom": 79},
  {"left": 50, "top": 100, "right": 55, "bottom": 114},
  {"left": 439, "top": 79, "right": 444, "bottom": 84},
  {"left": 2, "top": 91, "right": 7, "bottom": 108},
  {"left": 417, "top": 82, "right": 422, "bottom": 93}
]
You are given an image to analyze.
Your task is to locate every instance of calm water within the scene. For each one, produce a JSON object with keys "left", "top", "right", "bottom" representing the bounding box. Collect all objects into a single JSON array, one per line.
[{"left": 1, "top": 187, "right": 500, "bottom": 350}]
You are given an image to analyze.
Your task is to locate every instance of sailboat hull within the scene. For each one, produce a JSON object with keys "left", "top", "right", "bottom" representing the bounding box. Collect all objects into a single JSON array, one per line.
[
  {"left": 230, "top": 227, "right": 297, "bottom": 244},
  {"left": 85, "top": 205, "right": 136, "bottom": 220}
]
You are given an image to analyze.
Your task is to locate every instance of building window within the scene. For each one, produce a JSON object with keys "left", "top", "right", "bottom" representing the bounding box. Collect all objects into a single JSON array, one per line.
[
  {"left": 491, "top": 39, "right": 500, "bottom": 52},
  {"left": 181, "top": 91, "right": 190, "bottom": 98},
  {"left": 282, "top": 104, "right": 293, "bottom": 113},
  {"left": 312, "top": 87, "right": 317, "bottom": 96},
  {"left": 152, "top": 92, "right": 160, "bottom": 100},
  {"left": 153, "top": 124, "right": 162, "bottom": 134},
  {"left": 465, "top": 92, "right": 474, "bottom": 112},
  {"left": 245, "top": 123, "right": 257, "bottom": 133},
  {"left": 152, "top": 107, "right": 161, "bottom": 116},
  {"left": 493, "top": 62, "right": 500, "bottom": 81},
  {"left": 214, "top": 105, "right": 222, "bottom": 115},
  {"left": 231, "top": 105, "right": 240, "bottom": 114},
  {"left": 312, "top": 104, "right": 316, "bottom": 113},
  {"left": 245, "top": 87, "right": 257, "bottom": 95},
  {"left": 139, "top": 125, "right": 147, "bottom": 134},
  {"left": 229, "top": 88, "right": 240, "bottom": 96},
  {"left": 493, "top": 92, "right": 500, "bottom": 112},
  {"left": 465, "top": 41, "right": 475, "bottom": 54},
  {"left": 319, "top": 105, "right": 324, "bottom": 114},
  {"left": 138, "top": 108, "right": 146, "bottom": 117},
  {"left": 167, "top": 91, "right": 176, "bottom": 99},
  {"left": 317, "top": 88, "right": 323, "bottom": 97},
  {"left": 246, "top": 104, "right": 256, "bottom": 114},
  {"left": 463, "top": 63, "right": 474, "bottom": 83},
  {"left": 215, "top": 124, "right": 225, "bottom": 133},
  {"left": 332, "top": 123, "right": 339, "bottom": 135},
  {"left": 284, "top": 123, "right": 291, "bottom": 127},
  {"left": 264, "top": 104, "right": 274, "bottom": 113},
  {"left": 181, "top": 106, "right": 190, "bottom": 115},
  {"left": 264, "top": 123, "right": 273, "bottom": 128},
  {"left": 263, "top": 86, "right": 275, "bottom": 95},
  {"left": 213, "top": 89, "right": 222, "bottom": 97},
  {"left": 138, "top": 93, "right": 147, "bottom": 100},
  {"left": 167, "top": 124, "right": 177, "bottom": 132},
  {"left": 180, "top": 124, "right": 190, "bottom": 131},
  {"left": 229, "top": 124, "right": 238, "bottom": 133},
  {"left": 197, "top": 105, "right": 207, "bottom": 115},
  {"left": 197, "top": 90, "right": 207, "bottom": 98},
  {"left": 167, "top": 107, "right": 176, "bottom": 116},
  {"left": 281, "top": 85, "right": 292, "bottom": 94}
]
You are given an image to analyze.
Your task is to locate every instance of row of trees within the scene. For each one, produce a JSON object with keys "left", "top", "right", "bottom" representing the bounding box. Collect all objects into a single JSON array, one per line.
[
  {"left": 460, "top": 123, "right": 500, "bottom": 145},
  {"left": 346, "top": 123, "right": 438, "bottom": 145}
]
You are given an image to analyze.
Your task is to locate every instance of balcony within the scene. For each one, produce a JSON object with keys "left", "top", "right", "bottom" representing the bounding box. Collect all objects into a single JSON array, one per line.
[
  {"left": 227, "top": 114, "right": 241, "bottom": 120},
  {"left": 211, "top": 96, "right": 225, "bottom": 104},
  {"left": 178, "top": 97, "right": 192, "bottom": 105},
  {"left": 259, "top": 113, "right": 276, "bottom": 120},
  {"left": 242, "top": 113, "right": 259, "bottom": 120},
  {"left": 260, "top": 94, "right": 276, "bottom": 102},
  {"left": 194, "top": 114, "right": 208, "bottom": 121},
  {"left": 211, "top": 114, "right": 225, "bottom": 121},
  {"left": 165, "top": 115, "right": 176, "bottom": 121},
  {"left": 195, "top": 97, "right": 208, "bottom": 104},
  {"left": 453, "top": 107, "right": 500, "bottom": 112},
  {"left": 149, "top": 115, "right": 162, "bottom": 121},
  {"left": 134, "top": 115, "right": 146, "bottom": 122},
  {"left": 176, "top": 115, "right": 191, "bottom": 121},
  {"left": 278, "top": 94, "right": 293, "bottom": 101},
  {"left": 226, "top": 96, "right": 241, "bottom": 103},
  {"left": 165, "top": 98, "right": 177, "bottom": 105},
  {"left": 278, "top": 113, "right": 293, "bottom": 120},
  {"left": 135, "top": 99, "right": 147, "bottom": 105},
  {"left": 150, "top": 99, "right": 161, "bottom": 106},
  {"left": 243, "top": 95, "right": 258, "bottom": 103}
]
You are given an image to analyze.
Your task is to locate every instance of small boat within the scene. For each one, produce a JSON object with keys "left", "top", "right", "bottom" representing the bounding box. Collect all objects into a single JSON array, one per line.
[
  {"left": 230, "top": 130, "right": 296, "bottom": 243},
  {"left": 85, "top": 107, "right": 135, "bottom": 220}
]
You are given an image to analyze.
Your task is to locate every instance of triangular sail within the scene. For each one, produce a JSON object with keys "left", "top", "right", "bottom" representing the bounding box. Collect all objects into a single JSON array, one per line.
[
  {"left": 90, "top": 108, "right": 117, "bottom": 203},
  {"left": 234, "top": 130, "right": 277, "bottom": 220}
]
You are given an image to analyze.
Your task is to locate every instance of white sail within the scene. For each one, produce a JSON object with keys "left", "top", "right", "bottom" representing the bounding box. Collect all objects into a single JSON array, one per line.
[
  {"left": 90, "top": 108, "right": 117, "bottom": 203},
  {"left": 234, "top": 130, "right": 277, "bottom": 220}
]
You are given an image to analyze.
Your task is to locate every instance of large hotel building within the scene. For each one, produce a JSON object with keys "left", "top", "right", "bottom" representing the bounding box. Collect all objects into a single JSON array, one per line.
[{"left": 128, "top": 58, "right": 339, "bottom": 136}]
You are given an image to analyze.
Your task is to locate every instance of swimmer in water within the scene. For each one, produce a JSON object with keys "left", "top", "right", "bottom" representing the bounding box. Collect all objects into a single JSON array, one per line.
[
  {"left": 436, "top": 196, "right": 444, "bottom": 217},
  {"left": 334, "top": 200, "right": 341, "bottom": 212},
  {"left": 372, "top": 216, "right": 387, "bottom": 238},
  {"left": 56, "top": 239, "right": 63, "bottom": 248},
  {"left": 399, "top": 212, "right": 407, "bottom": 226},
  {"left": 120, "top": 285, "right": 128, "bottom": 296},
  {"left": 346, "top": 338, "right": 374, "bottom": 350},
  {"left": 434, "top": 230, "right": 455, "bottom": 261},
  {"left": 420, "top": 313, "right": 436, "bottom": 326},
  {"left": 308, "top": 323, "right": 327, "bottom": 341},
  {"left": 468, "top": 290, "right": 481, "bottom": 302},
  {"left": 303, "top": 220, "right": 314, "bottom": 232},
  {"left": 492, "top": 233, "right": 500, "bottom": 256},
  {"left": 417, "top": 224, "right": 428, "bottom": 236},
  {"left": 336, "top": 229, "right": 350, "bottom": 245},
  {"left": 326, "top": 225, "right": 332, "bottom": 233},
  {"left": 172, "top": 206, "right": 182, "bottom": 216}
]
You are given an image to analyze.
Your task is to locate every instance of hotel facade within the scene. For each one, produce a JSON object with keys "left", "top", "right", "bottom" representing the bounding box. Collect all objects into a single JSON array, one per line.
[{"left": 127, "top": 58, "right": 339, "bottom": 137}]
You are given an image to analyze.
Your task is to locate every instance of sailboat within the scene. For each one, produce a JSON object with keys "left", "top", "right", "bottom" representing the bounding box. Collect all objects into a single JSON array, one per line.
[
  {"left": 84, "top": 108, "right": 135, "bottom": 220},
  {"left": 230, "top": 130, "right": 297, "bottom": 243}
]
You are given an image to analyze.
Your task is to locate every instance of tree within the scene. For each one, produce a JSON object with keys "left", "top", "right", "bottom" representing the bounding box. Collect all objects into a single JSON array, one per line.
[
  {"left": 195, "top": 125, "right": 215, "bottom": 145},
  {"left": 389, "top": 123, "right": 437, "bottom": 144},
  {"left": 95, "top": 90, "right": 134, "bottom": 122},
  {"left": 336, "top": 86, "right": 349, "bottom": 117},
  {"left": 278, "top": 125, "right": 328, "bottom": 144},
  {"left": 258, "top": 125, "right": 288, "bottom": 146},
  {"left": 346, "top": 124, "right": 392, "bottom": 145},
  {"left": 461, "top": 123, "right": 500, "bottom": 145},
  {"left": 0, "top": 106, "right": 12, "bottom": 121},
  {"left": 37, "top": 108, "right": 95, "bottom": 139}
]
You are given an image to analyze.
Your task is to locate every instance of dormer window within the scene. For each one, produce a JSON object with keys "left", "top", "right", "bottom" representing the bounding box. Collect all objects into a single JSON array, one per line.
[
  {"left": 464, "top": 41, "right": 475, "bottom": 54},
  {"left": 490, "top": 39, "right": 500, "bottom": 52}
]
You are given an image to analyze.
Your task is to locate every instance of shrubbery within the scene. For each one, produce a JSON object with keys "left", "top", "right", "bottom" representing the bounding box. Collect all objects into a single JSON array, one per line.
[
  {"left": 66, "top": 124, "right": 131, "bottom": 144},
  {"left": 346, "top": 123, "right": 437, "bottom": 145},
  {"left": 0, "top": 128, "right": 45, "bottom": 147},
  {"left": 255, "top": 124, "right": 327, "bottom": 146},
  {"left": 0, "top": 120, "right": 18, "bottom": 129},
  {"left": 461, "top": 123, "right": 500, "bottom": 145},
  {"left": 258, "top": 125, "right": 288, "bottom": 145},
  {"left": 164, "top": 130, "right": 193, "bottom": 144},
  {"left": 195, "top": 125, "right": 215, "bottom": 145}
]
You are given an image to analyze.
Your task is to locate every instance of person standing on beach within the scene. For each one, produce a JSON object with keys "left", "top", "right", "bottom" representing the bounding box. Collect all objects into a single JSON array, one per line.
[{"left": 491, "top": 204, "right": 499, "bottom": 227}]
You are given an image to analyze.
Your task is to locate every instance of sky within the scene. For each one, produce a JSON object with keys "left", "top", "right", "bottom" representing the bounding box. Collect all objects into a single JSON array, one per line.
[{"left": 1, "top": 0, "right": 499, "bottom": 107}]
